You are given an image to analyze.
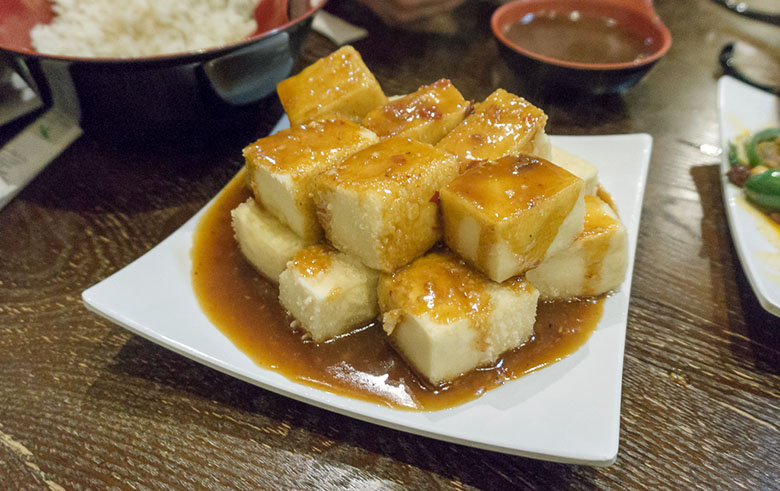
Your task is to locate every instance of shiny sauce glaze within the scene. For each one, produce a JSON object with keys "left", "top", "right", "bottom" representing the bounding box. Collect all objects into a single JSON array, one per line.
[
  {"left": 504, "top": 10, "right": 654, "bottom": 65},
  {"left": 242, "top": 118, "right": 376, "bottom": 178},
  {"left": 444, "top": 155, "right": 582, "bottom": 270},
  {"left": 581, "top": 195, "right": 621, "bottom": 295},
  {"left": 289, "top": 244, "right": 334, "bottom": 277},
  {"left": 317, "top": 136, "right": 456, "bottom": 196},
  {"left": 276, "top": 47, "right": 384, "bottom": 124},
  {"left": 362, "top": 79, "right": 468, "bottom": 139},
  {"left": 446, "top": 155, "right": 579, "bottom": 220},
  {"left": 436, "top": 89, "right": 547, "bottom": 164},
  {"left": 192, "top": 173, "right": 604, "bottom": 411}
]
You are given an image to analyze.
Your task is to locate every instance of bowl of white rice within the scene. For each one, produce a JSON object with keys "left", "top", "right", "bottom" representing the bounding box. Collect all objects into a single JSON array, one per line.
[{"left": 0, "top": 0, "right": 325, "bottom": 141}]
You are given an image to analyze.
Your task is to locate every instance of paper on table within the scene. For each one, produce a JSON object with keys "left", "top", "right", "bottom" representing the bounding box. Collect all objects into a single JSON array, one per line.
[
  {"left": 311, "top": 11, "right": 369, "bottom": 45},
  {"left": 0, "top": 110, "right": 83, "bottom": 209},
  {"left": 0, "top": 61, "right": 82, "bottom": 211},
  {"left": 0, "top": 71, "right": 43, "bottom": 127}
]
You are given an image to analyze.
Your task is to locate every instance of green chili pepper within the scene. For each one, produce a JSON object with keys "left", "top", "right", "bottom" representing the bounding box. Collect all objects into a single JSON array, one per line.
[
  {"left": 744, "top": 169, "right": 780, "bottom": 210},
  {"left": 728, "top": 142, "right": 740, "bottom": 167},
  {"left": 745, "top": 128, "right": 780, "bottom": 168}
]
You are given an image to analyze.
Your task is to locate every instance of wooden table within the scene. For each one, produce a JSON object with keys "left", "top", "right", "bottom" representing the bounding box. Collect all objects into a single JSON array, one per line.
[{"left": 2, "top": 0, "right": 779, "bottom": 488}]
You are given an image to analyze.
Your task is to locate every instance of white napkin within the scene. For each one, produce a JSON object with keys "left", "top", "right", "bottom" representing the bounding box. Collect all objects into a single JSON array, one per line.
[{"left": 311, "top": 11, "right": 369, "bottom": 45}]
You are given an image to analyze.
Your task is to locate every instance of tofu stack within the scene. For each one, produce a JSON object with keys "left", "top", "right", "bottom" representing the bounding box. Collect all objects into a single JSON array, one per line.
[{"left": 231, "top": 46, "right": 629, "bottom": 386}]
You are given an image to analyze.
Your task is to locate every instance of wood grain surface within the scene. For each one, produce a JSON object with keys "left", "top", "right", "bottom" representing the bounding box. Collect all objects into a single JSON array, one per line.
[{"left": 1, "top": 0, "right": 779, "bottom": 488}]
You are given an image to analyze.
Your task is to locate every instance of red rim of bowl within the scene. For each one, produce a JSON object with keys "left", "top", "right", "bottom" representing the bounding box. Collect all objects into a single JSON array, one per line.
[
  {"left": 0, "top": 0, "right": 326, "bottom": 64},
  {"left": 491, "top": 0, "right": 672, "bottom": 71}
]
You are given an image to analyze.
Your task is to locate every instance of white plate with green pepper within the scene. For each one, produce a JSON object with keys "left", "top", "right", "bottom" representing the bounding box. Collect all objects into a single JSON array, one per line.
[{"left": 719, "top": 76, "right": 780, "bottom": 318}]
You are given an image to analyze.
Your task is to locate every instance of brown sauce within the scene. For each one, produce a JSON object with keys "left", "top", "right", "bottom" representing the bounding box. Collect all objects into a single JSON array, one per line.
[
  {"left": 504, "top": 10, "right": 654, "bottom": 65},
  {"left": 191, "top": 173, "right": 604, "bottom": 411}
]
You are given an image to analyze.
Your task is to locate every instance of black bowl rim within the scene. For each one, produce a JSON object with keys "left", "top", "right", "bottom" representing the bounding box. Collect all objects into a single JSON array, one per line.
[{"left": 0, "top": 0, "right": 326, "bottom": 65}]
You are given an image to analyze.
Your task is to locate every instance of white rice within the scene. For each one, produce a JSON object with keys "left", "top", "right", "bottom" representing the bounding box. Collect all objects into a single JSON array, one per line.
[{"left": 31, "top": 0, "right": 258, "bottom": 58}]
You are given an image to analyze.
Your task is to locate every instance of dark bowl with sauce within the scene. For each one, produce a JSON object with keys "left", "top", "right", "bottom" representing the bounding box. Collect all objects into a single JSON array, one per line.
[
  {"left": 0, "top": 0, "right": 325, "bottom": 143},
  {"left": 492, "top": 0, "right": 671, "bottom": 95}
]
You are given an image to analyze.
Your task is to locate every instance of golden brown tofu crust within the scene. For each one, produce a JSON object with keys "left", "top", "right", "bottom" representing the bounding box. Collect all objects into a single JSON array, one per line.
[
  {"left": 276, "top": 45, "right": 387, "bottom": 126},
  {"left": 379, "top": 250, "right": 535, "bottom": 353},
  {"left": 444, "top": 154, "right": 581, "bottom": 221},
  {"left": 379, "top": 250, "right": 491, "bottom": 325},
  {"left": 436, "top": 88, "right": 548, "bottom": 164},
  {"left": 316, "top": 136, "right": 456, "bottom": 191},
  {"left": 441, "top": 154, "right": 584, "bottom": 274},
  {"left": 242, "top": 117, "right": 375, "bottom": 178},
  {"left": 362, "top": 79, "right": 471, "bottom": 144},
  {"left": 313, "top": 137, "right": 460, "bottom": 272}
]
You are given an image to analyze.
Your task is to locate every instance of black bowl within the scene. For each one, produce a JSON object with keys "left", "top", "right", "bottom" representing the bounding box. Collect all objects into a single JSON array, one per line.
[
  {"left": 0, "top": 0, "right": 325, "bottom": 142},
  {"left": 492, "top": 0, "right": 671, "bottom": 96}
]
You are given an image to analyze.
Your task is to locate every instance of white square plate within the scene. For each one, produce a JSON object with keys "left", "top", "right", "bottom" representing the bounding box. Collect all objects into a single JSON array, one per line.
[
  {"left": 718, "top": 76, "right": 780, "bottom": 317},
  {"left": 83, "top": 119, "right": 651, "bottom": 466}
]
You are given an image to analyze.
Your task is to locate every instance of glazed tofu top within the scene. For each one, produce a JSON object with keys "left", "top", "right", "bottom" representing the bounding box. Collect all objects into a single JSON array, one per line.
[
  {"left": 242, "top": 117, "right": 377, "bottom": 178},
  {"left": 436, "top": 88, "right": 547, "bottom": 163},
  {"left": 362, "top": 79, "right": 470, "bottom": 140},
  {"left": 379, "top": 251, "right": 533, "bottom": 325},
  {"left": 317, "top": 136, "right": 456, "bottom": 191},
  {"left": 443, "top": 154, "right": 583, "bottom": 221},
  {"left": 380, "top": 251, "right": 489, "bottom": 325},
  {"left": 276, "top": 45, "right": 387, "bottom": 125}
]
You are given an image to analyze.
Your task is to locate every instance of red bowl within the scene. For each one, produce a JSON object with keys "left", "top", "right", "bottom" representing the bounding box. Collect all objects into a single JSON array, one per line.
[
  {"left": 0, "top": 0, "right": 296, "bottom": 61},
  {"left": 0, "top": 0, "right": 325, "bottom": 141},
  {"left": 492, "top": 0, "right": 672, "bottom": 95}
]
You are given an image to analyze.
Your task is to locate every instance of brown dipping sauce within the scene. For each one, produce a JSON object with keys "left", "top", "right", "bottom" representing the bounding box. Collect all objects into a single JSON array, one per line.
[
  {"left": 504, "top": 10, "right": 654, "bottom": 65},
  {"left": 191, "top": 172, "right": 604, "bottom": 411}
]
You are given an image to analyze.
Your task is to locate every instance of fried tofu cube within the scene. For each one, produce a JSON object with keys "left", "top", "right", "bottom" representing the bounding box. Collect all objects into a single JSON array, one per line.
[
  {"left": 378, "top": 251, "right": 539, "bottom": 385},
  {"left": 440, "top": 154, "right": 585, "bottom": 282},
  {"left": 551, "top": 146, "right": 599, "bottom": 196},
  {"left": 277, "top": 46, "right": 388, "bottom": 126},
  {"left": 526, "top": 196, "right": 628, "bottom": 299},
  {"left": 314, "top": 137, "right": 460, "bottom": 272},
  {"left": 436, "top": 88, "right": 550, "bottom": 163},
  {"left": 231, "top": 198, "right": 311, "bottom": 283},
  {"left": 532, "top": 131, "right": 553, "bottom": 160},
  {"left": 243, "top": 117, "right": 379, "bottom": 241},
  {"left": 362, "top": 79, "right": 471, "bottom": 145},
  {"left": 279, "top": 245, "right": 379, "bottom": 342}
]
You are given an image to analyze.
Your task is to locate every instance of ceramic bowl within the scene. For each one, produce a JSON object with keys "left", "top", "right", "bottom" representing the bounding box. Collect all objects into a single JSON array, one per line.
[
  {"left": 0, "top": 0, "right": 325, "bottom": 141},
  {"left": 492, "top": 0, "right": 671, "bottom": 95}
]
